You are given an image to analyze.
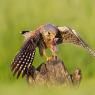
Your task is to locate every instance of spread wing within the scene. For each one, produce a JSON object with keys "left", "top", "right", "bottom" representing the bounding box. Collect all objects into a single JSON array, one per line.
[
  {"left": 11, "top": 38, "right": 37, "bottom": 78},
  {"left": 57, "top": 26, "right": 95, "bottom": 57}
]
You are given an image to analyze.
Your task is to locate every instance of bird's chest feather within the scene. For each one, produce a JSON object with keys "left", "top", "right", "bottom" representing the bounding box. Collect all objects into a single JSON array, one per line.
[{"left": 44, "top": 38, "right": 52, "bottom": 47}]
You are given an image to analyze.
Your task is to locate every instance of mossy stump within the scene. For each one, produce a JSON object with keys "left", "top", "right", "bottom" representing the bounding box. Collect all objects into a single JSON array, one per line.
[{"left": 26, "top": 57, "right": 81, "bottom": 86}]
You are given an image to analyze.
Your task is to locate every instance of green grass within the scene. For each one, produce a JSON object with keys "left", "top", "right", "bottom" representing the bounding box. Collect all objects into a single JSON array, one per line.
[
  {"left": 0, "top": 79, "right": 95, "bottom": 95},
  {"left": 0, "top": 0, "right": 95, "bottom": 94}
]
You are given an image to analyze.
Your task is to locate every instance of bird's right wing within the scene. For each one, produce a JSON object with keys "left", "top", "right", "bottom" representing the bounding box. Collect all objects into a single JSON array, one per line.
[
  {"left": 57, "top": 26, "right": 95, "bottom": 57},
  {"left": 11, "top": 37, "right": 38, "bottom": 78}
]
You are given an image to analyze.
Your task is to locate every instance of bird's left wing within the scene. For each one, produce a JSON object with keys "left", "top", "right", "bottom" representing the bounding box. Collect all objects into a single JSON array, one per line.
[
  {"left": 11, "top": 37, "right": 38, "bottom": 78},
  {"left": 57, "top": 26, "right": 95, "bottom": 57}
]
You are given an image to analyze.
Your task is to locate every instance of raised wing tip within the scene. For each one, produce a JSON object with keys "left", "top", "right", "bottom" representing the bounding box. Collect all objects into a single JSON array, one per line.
[
  {"left": 21, "top": 31, "right": 30, "bottom": 35},
  {"left": 58, "top": 26, "right": 69, "bottom": 31}
]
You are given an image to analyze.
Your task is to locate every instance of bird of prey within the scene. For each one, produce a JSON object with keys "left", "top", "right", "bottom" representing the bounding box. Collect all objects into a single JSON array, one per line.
[{"left": 11, "top": 23, "right": 95, "bottom": 78}]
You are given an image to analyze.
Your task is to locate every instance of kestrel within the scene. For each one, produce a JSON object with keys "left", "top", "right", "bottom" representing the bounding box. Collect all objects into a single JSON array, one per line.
[{"left": 11, "top": 24, "right": 95, "bottom": 78}]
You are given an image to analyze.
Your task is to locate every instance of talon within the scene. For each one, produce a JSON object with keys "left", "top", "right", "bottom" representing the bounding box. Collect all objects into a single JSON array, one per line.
[
  {"left": 53, "top": 55, "right": 57, "bottom": 60},
  {"left": 46, "top": 56, "right": 57, "bottom": 61},
  {"left": 46, "top": 57, "right": 53, "bottom": 61}
]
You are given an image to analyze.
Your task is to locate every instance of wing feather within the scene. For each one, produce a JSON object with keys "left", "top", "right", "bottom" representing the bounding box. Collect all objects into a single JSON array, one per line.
[
  {"left": 11, "top": 38, "right": 36, "bottom": 78},
  {"left": 58, "top": 26, "right": 95, "bottom": 57}
]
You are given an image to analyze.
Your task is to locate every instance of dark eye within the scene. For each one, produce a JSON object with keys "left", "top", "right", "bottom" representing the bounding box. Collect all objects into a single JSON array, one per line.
[{"left": 48, "top": 32, "right": 50, "bottom": 35}]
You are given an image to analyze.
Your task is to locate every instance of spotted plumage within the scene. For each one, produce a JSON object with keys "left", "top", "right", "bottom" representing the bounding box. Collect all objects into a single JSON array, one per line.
[
  {"left": 11, "top": 38, "right": 36, "bottom": 78},
  {"left": 11, "top": 24, "right": 95, "bottom": 78}
]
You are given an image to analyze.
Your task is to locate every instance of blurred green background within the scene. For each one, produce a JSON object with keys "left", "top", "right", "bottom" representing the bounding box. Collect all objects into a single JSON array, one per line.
[{"left": 0, "top": 0, "right": 95, "bottom": 95}]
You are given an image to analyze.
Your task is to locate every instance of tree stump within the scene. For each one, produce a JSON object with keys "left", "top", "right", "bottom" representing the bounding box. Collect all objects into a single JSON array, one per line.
[{"left": 26, "top": 57, "right": 81, "bottom": 86}]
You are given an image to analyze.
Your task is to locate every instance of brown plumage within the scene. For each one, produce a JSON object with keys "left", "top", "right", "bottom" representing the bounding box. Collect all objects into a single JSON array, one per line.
[
  {"left": 57, "top": 26, "right": 95, "bottom": 57},
  {"left": 11, "top": 39, "right": 36, "bottom": 78},
  {"left": 11, "top": 24, "right": 95, "bottom": 78}
]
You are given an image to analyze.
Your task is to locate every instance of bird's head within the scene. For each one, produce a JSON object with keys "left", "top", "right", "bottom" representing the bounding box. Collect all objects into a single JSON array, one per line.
[{"left": 41, "top": 24, "right": 59, "bottom": 44}]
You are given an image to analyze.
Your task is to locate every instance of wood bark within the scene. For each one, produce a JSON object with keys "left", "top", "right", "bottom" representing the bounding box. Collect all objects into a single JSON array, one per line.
[{"left": 26, "top": 57, "right": 81, "bottom": 86}]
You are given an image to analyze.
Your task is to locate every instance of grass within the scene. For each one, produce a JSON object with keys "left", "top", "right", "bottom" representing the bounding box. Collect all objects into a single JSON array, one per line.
[
  {"left": 0, "top": 78, "right": 95, "bottom": 95},
  {"left": 0, "top": 0, "right": 95, "bottom": 94}
]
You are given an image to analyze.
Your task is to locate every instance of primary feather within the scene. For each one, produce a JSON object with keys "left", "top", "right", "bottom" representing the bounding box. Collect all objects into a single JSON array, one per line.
[
  {"left": 11, "top": 38, "right": 36, "bottom": 78},
  {"left": 58, "top": 26, "right": 95, "bottom": 57}
]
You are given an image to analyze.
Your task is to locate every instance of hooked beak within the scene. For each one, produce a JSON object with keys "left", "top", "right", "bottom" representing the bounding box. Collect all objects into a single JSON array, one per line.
[{"left": 53, "top": 38, "right": 59, "bottom": 45}]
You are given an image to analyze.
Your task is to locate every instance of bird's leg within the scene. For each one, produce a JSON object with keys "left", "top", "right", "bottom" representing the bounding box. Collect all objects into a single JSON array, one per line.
[
  {"left": 43, "top": 49, "right": 52, "bottom": 61},
  {"left": 50, "top": 45, "right": 57, "bottom": 60}
]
